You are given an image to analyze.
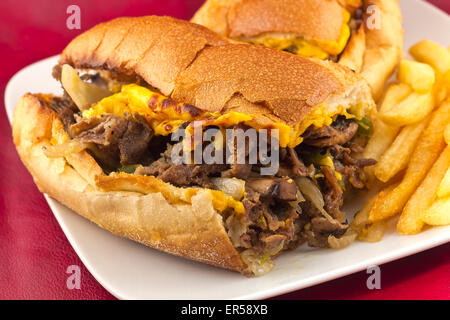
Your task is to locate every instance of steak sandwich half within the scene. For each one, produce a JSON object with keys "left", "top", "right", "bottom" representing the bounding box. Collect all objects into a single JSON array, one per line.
[
  {"left": 13, "top": 16, "right": 376, "bottom": 276},
  {"left": 192, "top": 0, "right": 403, "bottom": 100}
]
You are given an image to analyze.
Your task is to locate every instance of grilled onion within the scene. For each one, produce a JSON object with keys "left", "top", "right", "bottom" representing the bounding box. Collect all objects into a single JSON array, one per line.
[
  {"left": 240, "top": 249, "right": 275, "bottom": 277},
  {"left": 294, "top": 177, "right": 340, "bottom": 224},
  {"left": 61, "top": 64, "right": 111, "bottom": 111},
  {"left": 43, "top": 140, "right": 89, "bottom": 158},
  {"left": 226, "top": 215, "right": 247, "bottom": 248},
  {"left": 328, "top": 229, "right": 357, "bottom": 249},
  {"left": 294, "top": 177, "right": 325, "bottom": 212},
  {"left": 211, "top": 177, "right": 245, "bottom": 200}
]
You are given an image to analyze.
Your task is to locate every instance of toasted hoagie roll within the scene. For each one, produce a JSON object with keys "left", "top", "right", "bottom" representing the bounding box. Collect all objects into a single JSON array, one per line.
[{"left": 13, "top": 16, "right": 376, "bottom": 276}]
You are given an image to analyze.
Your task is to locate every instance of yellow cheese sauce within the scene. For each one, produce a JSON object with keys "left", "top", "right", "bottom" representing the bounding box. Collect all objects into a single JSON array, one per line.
[
  {"left": 83, "top": 84, "right": 357, "bottom": 149},
  {"left": 246, "top": 9, "right": 351, "bottom": 59},
  {"left": 346, "top": 0, "right": 363, "bottom": 9},
  {"left": 168, "top": 184, "right": 246, "bottom": 215}
]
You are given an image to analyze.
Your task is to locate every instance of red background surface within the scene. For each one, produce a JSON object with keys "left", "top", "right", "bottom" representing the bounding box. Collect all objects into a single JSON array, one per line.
[{"left": 0, "top": 0, "right": 449, "bottom": 300}]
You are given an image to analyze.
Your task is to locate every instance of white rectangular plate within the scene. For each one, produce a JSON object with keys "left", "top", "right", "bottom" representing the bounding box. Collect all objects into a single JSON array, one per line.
[{"left": 5, "top": 0, "right": 450, "bottom": 300}]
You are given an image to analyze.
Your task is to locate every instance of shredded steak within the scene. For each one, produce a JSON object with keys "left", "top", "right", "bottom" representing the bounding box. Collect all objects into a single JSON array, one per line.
[
  {"left": 247, "top": 178, "right": 298, "bottom": 202},
  {"left": 303, "top": 118, "right": 359, "bottom": 147},
  {"left": 222, "top": 163, "right": 253, "bottom": 179},
  {"left": 159, "top": 163, "right": 227, "bottom": 188},
  {"left": 70, "top": 113, "right": 153, "bottom": 167},
  {"left": 48, "top": 95, "right": 78, "bottom": 132}
]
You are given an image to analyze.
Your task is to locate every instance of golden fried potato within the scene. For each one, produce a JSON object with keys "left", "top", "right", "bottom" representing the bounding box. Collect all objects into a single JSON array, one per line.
[
  {"left": 362, "top": 84, "right": 412, "bottom": 183},
  {"left": 363, "top": 82, "right": 412, "bottom": 161},
  {"left": 362, "top": 119, "right": 400, "bottom": 184},
  {"left": 444, "top": 123, "right": 450, "bottom": 144},
  {"left": 410, "top": 40, "right": 450, "bottom": 75},
  {"left": 352, "top": 184, "right": 399, "bottom": 242},
  {"left": 374, "top": 116, "right": 431, "bottom": 183},
  {"left": 397, "top": 146, "right": 450, "bottom": 234},
  {"left": 435, "top": 70, "right": 450, "bottom": 105},
  {"left": 380, "top": 92, "right": 434, "bottom": 126},
  {"left": 378, "top": 83, "right": 412, "bottom": 113},
  {"left": 437, "top": 167, "right": 450, "bottom": 199},
  {"left": 351, "top": 194, "right": 378, "bottom": 233},
  {"left": 369, "top": 101, "right": 450, "bottom": 222},
  {"left": 358, "top": 221, "right": 387, "bottom": 242},
  {"left": 422, "top": 197, "right": 450, "bottom": 226},
  {"left": 397, "top": 60, "right": 435, "bottom": 93}
]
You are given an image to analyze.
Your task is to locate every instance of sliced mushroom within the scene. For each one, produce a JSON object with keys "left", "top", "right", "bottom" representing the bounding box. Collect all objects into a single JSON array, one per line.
[{"left": 247, "top": 178, "right": 297, "bottom": 202}]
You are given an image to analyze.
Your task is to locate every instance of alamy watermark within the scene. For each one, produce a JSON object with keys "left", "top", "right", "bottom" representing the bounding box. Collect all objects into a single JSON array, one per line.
[
  {"left": 66, "top": 5, "right": 81, "bottom": 30},
  {"left": 366, "top": 265, "right": 381, "bottom": 290},
  {"left": 366, "top": 5, "right": 381, "bottom": 30},
  {"left": 170, "top": 123, "right": 280, "bottom": 176},
  {"left": 66, "top": 265, "right": 81, "bottom": 290}
]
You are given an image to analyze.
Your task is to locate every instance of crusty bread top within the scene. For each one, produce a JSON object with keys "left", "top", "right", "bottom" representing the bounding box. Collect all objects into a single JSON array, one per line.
[
  {"left": 192, "top": 0, "right": 347, "bottom": 41},
  {"left": 60, "top": 16, "right": 228, "bottom": 95},
  {"left": 172, "top": 44, "right": 363, "bottom": 125},
  {"left": 59, "top": 15, "right": 373, "bottom": 126}
]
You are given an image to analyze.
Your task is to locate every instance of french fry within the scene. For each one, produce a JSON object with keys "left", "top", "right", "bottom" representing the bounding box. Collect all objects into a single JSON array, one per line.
[
  {"left": 397, "top": 146, "right": 450, "bottom": 234},
  {"left": 352, "top": 183, "right": 398, "bottom": 242},
  {"left": 397, "top": 60, "right": 435, "bottom": 93},
  {"left": 374, "top": 117, "right": 431, "bottom": 183},
  {"left": 409, "top": 40, "right": 450, "bottom": 75},
  {"left": 444, "top": 123, "right": 450, "bottom": 144},
  {"left": 380, "top": 92, "right": 434, "bottom": 126},
  {"left": 437, "top": 167, "right": 450, "bottom": 198},
  {"left": 369, "top": 100, "right": 450, "bottom": 222},
  {"left": 422, "top": 197, "right": 450, "bottom": 226},
  {"left": 437, "top": 124, "right": 450, "bottom": 198},
  {"left": 351, "top": 194, "right": 378, "bottom": 232},
  {"left": 362, "top": 84, "right": 410, "bottom": 182},
  {"left": 362, "top": 119, "right": 400, "bottom": 183},
  {"left": 378, "top": 83, "right": 412, "bottom": 113},
  {"left": 358, "top": 221, "right": 387, "bottom": 242},
  {"left": 435, "top": 70, "right": 450, "bottom": 105}
]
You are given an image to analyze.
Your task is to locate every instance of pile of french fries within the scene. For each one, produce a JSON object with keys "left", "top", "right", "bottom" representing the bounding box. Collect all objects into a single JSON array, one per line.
[{"left": 352, "top": 40, "right": 450, "bottom": 241}]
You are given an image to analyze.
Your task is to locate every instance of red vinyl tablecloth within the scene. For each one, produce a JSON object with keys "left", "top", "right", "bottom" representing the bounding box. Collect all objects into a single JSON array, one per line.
[{"left": 0, "top": 0, "right": 449, "bottom": 300}]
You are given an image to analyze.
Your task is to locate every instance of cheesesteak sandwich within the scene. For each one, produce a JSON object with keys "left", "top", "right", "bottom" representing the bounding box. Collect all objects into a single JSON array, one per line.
[
  {"left": 192, "top": 0, "right": 403, "bottom": 99},
  {"left": 13, "top": 16, "right": 377, "bottom": 276}
]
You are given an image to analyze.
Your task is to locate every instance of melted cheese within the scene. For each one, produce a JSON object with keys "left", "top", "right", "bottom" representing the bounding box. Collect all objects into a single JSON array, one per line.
[
  {"left": 250, "top": 36, "right": 331, "bottom": 60},
  {"left": 176, "top": 187, "right": 245, "bottom": 214},
  {"left": 83, "top": 84, "right": 355, "bottom": 148},
  {"left": 246, "top": 9, "right": 351, "bottom": 59},
  {"left": 319, "top": 154, "right": 343, "bottom": 182},
  {"left": 346, "top": 0, "right": 363, "bottom": 8}
]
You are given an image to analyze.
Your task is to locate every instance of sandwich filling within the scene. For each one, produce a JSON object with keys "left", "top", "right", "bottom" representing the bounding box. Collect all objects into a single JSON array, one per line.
[{"left": 48, "top": 67, "right": 376, "bottom": 275}]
